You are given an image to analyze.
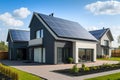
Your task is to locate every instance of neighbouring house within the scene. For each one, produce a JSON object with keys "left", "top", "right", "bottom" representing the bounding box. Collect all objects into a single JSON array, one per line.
[
  {"left": 7, "top": 29, "right": 30, "bottom": 60},
  {"left": 89, "top": 28, "right": 114, "bottom": 58},
  {"left": 28, "top": 12, "right": 97, "bottom": 64}
]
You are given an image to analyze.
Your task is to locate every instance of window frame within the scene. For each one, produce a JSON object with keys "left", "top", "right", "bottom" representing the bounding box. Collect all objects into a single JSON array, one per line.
[
  {"left": 104, "top": 40, "right": 109, "bottom": 46},
  {"left": 36, "top": 29, "right": 43, "bottom": 38}
]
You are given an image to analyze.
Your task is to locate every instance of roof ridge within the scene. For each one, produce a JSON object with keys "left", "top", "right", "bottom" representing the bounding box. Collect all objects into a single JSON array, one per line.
[
  {"left": 9, "top": 29, "right": 30, "bottom": 32},
  {"left": 89, "top": 28, "right": 109, "bottom": 32},
  {"left": 35, "top": 12, "right": 79, "bottom": 24}
]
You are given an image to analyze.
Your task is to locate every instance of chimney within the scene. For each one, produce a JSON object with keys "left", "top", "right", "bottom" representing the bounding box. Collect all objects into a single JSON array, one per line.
[
  {"left": 49, "top": 13, "right": 54, "bottom": 16},
  {"left": 103, "top": 27, "right": 105, "bottom": 29}
]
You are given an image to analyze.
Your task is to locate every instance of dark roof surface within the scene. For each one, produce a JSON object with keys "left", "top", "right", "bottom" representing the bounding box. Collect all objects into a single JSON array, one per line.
[
  {"left": 37, "top": 13, "right": 97, "bottom": 41},
  {"left": 89, "top": 28, "right": 108, "bottom": 40},
  {"left": 9, "top": 29, "right": 30, "bottom": 42}
]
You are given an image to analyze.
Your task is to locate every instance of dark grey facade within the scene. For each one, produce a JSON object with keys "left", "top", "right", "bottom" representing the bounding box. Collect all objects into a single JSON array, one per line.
[
  {"left": 7, "top": 29, "right": 30, "bottom": 60},
  {"left": 8, "top": 41, "right": 28, "bottom": 60},
  {"left": 29, "top": 14, "right": 55, "bottom": 64}
]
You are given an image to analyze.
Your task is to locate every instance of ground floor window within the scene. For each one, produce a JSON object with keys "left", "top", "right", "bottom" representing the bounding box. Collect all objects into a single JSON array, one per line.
[
  {"left": 78, "top": 48, "right": 93, "bottom": 62},
  {"left": 103, "top": 48, "right": 109, "bottom": 55},
  {"left": 57, "top": 47, "right": 70, "bottom": 63},
  {"left": 34, "top": 47, "right": 45, "bottom": 63}
]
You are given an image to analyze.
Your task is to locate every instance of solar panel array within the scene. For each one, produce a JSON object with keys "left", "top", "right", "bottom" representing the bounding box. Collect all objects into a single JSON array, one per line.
[
  {"left": 89, "top": 29, "right": 107, "bottom": 40},
  {"left": 38, "top": 13, "right": 97, "bottom": 41},
  {"left": 10, "top": 29, "right": 30, "bottom": 42}
]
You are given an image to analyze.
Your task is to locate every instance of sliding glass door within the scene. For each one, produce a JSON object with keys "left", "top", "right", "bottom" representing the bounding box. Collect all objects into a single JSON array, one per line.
[
  {"left": 57, "top": 47, "right": 70, "bottom": 63},
  {"left": 78, "top": 48, "right": 93, "bottom": 62}
]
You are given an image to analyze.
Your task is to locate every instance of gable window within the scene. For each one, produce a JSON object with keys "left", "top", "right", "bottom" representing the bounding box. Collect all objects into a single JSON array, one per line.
[
  {"left": 104, "top": 40, "right": 109, "bottom": 46},
  {"left": 36, "top": 29, "right": 43, "bottom": 38}
]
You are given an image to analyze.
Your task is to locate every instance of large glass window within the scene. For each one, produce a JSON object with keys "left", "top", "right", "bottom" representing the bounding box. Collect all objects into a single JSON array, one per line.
[
  {"left": 103, "top": 48, "right": 109, "bottom": 55},
  {"left": 104, "top": 40, "right": 109, "bottom": 46},
  {"left": 57, "top": 47, "right": 70, "bottom": 63},
  {"left": 78, "top": 48, "right": 93, "bottom": 62},
  {"left": 36, "top": 29, "right": 43, "bottom": 38}
]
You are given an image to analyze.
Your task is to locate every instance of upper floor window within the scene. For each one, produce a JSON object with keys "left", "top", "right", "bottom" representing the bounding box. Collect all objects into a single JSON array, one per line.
[
  {"left": 104, "top": 40, "right": 109, "bottom": 46},
  {"left": 36, "top": 29, "right": 43, "bottom": 38}
]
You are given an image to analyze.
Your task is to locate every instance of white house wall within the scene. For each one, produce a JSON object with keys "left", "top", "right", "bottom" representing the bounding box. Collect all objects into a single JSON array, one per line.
[
  {"left": 100, "top": 32, "right": 112, "bottom": 57},
  {"left": 73, "top": 41, "right": 97, "bottom": 63}
]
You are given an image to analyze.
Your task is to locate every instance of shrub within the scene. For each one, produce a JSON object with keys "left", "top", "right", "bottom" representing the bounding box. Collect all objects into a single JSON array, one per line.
[
  {"left": 82, "top": 64, "right": 85, "bottom": 68},
  {"left": 0, "top": 63, "right": 19, "bottom": 80},
  {"left": 68, "top": 57, "right": 73, "bottom": 64},
  {"left": 81, "top": 64, "right": 90, "bottom": 71},
  {"left": 91, "top": 66, "right": 97, "bottom": 70},
  {"left": 83, "top": 67, "right": 90, "bottom": 71},
  {"left": 71, "top": 64, "right": 79, "bottom": 73},
  {"left": 101, "top": 63, "right": 112, "bottom": 69},
  {"left": 117, "top": 62, "right": 120, "bottom": 65}
]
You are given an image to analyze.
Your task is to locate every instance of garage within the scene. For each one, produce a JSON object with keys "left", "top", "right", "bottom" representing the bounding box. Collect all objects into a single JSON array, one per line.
[{"left": 34, "top": 48, "right": 45, "bottom": 63}]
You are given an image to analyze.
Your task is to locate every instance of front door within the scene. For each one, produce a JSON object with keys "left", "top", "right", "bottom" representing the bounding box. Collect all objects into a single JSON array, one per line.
[{"left": 57, "top": 47, "right": 70, "bottom": 64}]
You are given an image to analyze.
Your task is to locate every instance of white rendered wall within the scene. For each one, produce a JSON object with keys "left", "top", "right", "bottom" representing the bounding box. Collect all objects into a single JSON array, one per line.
[
  {"left": 73, "top": 41, "right": 97, "bottom": 63},
  {"left": 100, "top": 33, "right": 112, "bottom": 57}
]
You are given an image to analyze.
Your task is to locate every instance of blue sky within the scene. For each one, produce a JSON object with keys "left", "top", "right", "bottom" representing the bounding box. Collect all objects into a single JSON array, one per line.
[{"left": 0, "top": 0, "right": 120, "bottom": 47}]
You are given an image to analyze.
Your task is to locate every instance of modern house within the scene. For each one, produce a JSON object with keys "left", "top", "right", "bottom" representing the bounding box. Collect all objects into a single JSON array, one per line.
[
  {"left": 7, "top": 12, "right": 99, "bottom": 64},
  {"left": 89, "top": 28, "right": 114, "bottom": 58},
  {"left": 7, "top": 29, "right": 30, "bottom": 60},
  {"left": 28, "top": 12, "right": 97, "bottom": 64}
]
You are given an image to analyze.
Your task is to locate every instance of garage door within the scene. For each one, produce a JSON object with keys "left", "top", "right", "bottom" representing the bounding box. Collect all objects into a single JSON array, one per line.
[{"left": 34, "top": 48, "right": 45, "bottom": 63}]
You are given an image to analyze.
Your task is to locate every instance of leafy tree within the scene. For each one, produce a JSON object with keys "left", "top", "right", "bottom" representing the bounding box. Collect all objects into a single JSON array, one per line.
[
  {"left": 0, "top": 41, "right": 8, "bottom": 52},
  {"left": 118, "top": 35, "right": 120, "bottom": 43},
  {"left": 118, "top": 35, "right": 120, "bottom": 48}
]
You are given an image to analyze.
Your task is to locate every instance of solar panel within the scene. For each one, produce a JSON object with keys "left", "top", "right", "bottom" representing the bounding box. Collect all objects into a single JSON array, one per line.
[
  {"left": 10, "top": 29, "right": 30, "bottom": 42},
  {"left": 38, "top": 13, "right": 97, "bottom": 41},
  {"left": 89, "top": 29, "right": 107, "bottom": 40}
]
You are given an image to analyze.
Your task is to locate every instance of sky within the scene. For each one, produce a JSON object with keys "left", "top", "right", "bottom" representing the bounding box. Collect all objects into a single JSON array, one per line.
[{"left": 0, "top": 0, "right": 120, "bottom": 47}]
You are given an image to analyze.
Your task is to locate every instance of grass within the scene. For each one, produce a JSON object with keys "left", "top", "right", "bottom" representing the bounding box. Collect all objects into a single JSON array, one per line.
[
  {"left": 97, "top": 57, "right": 120, "bottom": 61},
  {"left": 2, "top": 64, "right": 42, "bottom": 80},
  {"left": 85, "top": 72, "right": 120, "bottom": 80}
]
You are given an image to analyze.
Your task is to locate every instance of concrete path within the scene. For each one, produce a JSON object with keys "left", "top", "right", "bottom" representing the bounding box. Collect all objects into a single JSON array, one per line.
[{"left": 0, "top": 60, "right": 119, "bottom": 80}]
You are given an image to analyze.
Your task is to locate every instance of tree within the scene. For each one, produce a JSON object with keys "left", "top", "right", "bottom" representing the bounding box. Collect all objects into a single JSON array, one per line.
[
  {"left": 0, "top": 41, "right": 8, "bottom": 52},
  {"left": 118, "top": 35, "right": 120, "bottom": 49},
  {"left": 118, "top": 35, "right": 120, "bottom": 44}
]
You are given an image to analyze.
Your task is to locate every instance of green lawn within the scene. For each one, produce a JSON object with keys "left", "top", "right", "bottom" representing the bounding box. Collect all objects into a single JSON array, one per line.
[
  {"left": 97, "top": 57, "right": 120, "bottom": 61},
  {"left": 85, "top": 72, "right": 120, "bottom": 80},
  {"left": 3, "top": 65, "right": 42, "bottom": 80}
]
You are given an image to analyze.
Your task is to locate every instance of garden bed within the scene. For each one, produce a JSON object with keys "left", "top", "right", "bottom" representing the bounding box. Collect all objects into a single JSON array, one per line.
[
  {"left": 0, "top": 73, "right": 11, "bottom": 80},
  {"left": 53, "top": 63, "right": 120, "bottom": 76}
]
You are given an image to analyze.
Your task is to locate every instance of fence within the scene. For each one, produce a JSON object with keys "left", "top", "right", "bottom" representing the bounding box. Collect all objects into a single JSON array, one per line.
[
  {"left": 112, "top": 49, "right": 120, "bottom": 57},
  {"left": 0, "top": 52, "right": 8, "bottom": 60}
]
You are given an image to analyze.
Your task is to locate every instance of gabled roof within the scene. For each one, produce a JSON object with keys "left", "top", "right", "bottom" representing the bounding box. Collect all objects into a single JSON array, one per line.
[
  {"left": 7, "top": 29, "right": 30, "bottom": 42},
  {"left": 35, "top": 12, "right": 97, "bottom": 41},
  {"left": 89, "top": 28, "right": 114, "bottom": 41}
]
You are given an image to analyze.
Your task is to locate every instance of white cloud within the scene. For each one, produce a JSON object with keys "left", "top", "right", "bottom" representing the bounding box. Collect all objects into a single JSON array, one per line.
[
  {"left": 13, "top": 7, "right": 31, "bottom": 19},
  {"left": 0, "top": 12, "right": 24, "bottom": 27},
  {"left": 85, "top": 0, "right": 120, "bottom": 15},
  {"left": 86, "top": 26, "right": 99, "bottom": 31}
]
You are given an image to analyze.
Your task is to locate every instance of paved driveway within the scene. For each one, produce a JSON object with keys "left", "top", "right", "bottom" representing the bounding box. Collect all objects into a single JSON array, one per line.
[{"left": 0, "top": 60, "right": 119, "bottom": 80}]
